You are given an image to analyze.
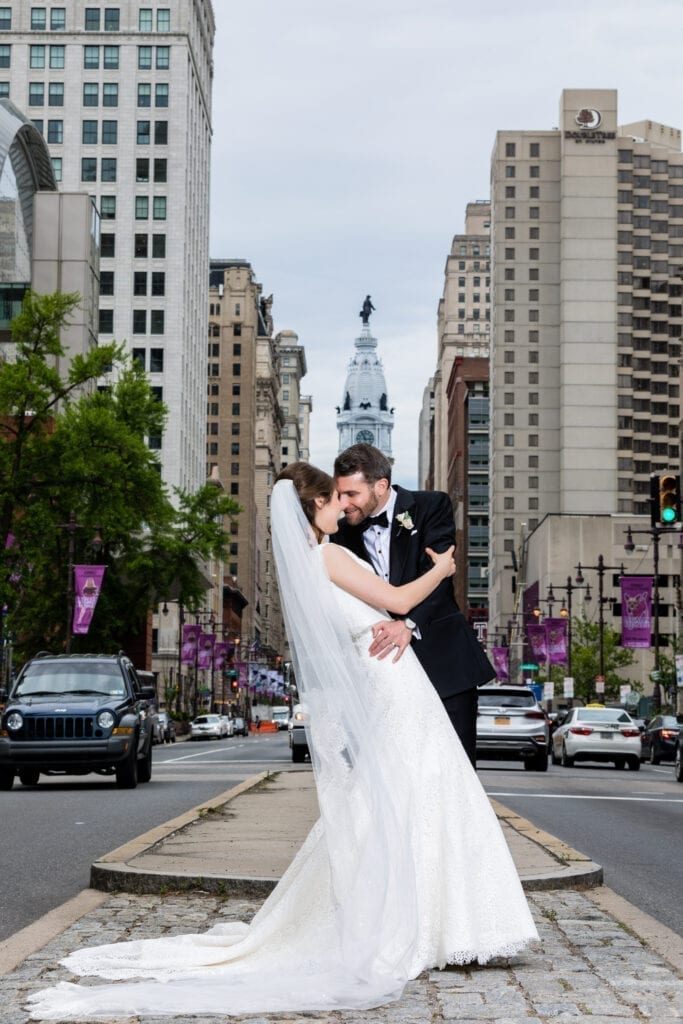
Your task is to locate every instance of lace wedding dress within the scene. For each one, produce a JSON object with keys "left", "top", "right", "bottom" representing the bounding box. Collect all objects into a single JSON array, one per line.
[{"left": 27, "top": 484, "right": 537, "bottom": 1021}]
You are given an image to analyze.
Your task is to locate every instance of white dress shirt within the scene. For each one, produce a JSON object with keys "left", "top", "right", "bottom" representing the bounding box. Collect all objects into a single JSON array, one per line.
[{"left": 362, "top": 489, "right": 397, "bottom": 580}]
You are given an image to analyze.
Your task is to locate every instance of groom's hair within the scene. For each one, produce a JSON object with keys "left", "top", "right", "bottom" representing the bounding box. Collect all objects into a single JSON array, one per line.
[{"left": 334, "top": 444, "right": 392, "bottom": 485}]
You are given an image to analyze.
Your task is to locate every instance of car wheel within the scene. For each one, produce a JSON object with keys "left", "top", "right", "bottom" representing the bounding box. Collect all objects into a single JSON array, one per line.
[
  {"left": 292, "top": 747, "right": 306, "bottom": 763},
  {"left": 561, "top": 743, "right": 574, "bottom": 768},
  {"left": 614, "top": 756, "right": 626, "bottom": 770},
  {"left": 628, "top": 756, "right": 640, "bottom": 771},
  {"left": 116, "top": 743, "right": 139, "bottom": 789},
  {"left": 171, "top": 734, "right": 176, "bottom": 743},
  {"left": 138, "top": 740, "right": 153, "bottom": 784},
  {"left": 525, "top": 751, "right": 548, "bottom": 772},
  {"left": 649, "top": 746, "right": 661, "bottom": 766},
  {"left": 0, "top": 767, "right": 15, "bottom": 790},
  {"left": 18, "top": 768, "right": 40, "bottom": 786}
]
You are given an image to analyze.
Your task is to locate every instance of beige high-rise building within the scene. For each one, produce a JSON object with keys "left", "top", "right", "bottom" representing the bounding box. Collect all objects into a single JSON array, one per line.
[
  {"left": 430, "top": 201, "right": 491, "bottom": 492},
  {"left": 489, "top": 88, "right": 682, "bottom": 634}
]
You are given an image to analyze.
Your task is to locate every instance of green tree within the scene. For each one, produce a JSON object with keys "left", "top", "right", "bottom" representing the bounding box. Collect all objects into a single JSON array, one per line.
[
  {"left": 551, "top": 617, "right": 639, "bottom": 702},
  {"left": 0, "top": 290, "right": 240, "bottom": 661}
]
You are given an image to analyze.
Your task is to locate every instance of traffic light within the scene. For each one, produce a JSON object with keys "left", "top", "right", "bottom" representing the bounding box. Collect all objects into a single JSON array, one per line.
[
  {"left": 651, "top": 473, "right": 681, "bottom": 527},
  {"left": 230, "top": 678, "right": 238, "bottom": 693}
]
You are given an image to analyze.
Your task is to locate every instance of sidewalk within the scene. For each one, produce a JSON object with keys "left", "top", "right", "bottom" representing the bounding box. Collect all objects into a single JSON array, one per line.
[{"left": 0, "top": 768, "right": 681, "bottom": 1024}]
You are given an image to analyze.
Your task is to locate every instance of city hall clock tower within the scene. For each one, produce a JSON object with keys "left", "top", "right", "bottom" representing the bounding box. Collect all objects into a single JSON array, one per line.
[{"left": 336, "top": 299, "right": 394, "bottom": 459}]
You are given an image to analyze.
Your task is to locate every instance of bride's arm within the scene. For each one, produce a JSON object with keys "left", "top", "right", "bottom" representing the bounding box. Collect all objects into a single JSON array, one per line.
[{"left": 321, "top": 543, "right": 454, "bottom": 615}]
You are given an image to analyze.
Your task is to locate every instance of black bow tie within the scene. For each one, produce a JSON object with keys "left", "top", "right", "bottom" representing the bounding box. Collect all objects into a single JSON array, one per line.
[{"left": 361, "top": 511, "right": 389, "bottom": 531}]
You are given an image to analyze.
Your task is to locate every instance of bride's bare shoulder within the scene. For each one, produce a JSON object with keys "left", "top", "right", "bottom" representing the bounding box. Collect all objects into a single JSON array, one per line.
[{"left": 320, "top": 543, "right": 361, "bottom": 572}]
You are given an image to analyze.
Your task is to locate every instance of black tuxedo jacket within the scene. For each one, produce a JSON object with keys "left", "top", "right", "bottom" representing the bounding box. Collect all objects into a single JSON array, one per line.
[{"left": 331, "top": 485, "right": 495, "bottom": 700}]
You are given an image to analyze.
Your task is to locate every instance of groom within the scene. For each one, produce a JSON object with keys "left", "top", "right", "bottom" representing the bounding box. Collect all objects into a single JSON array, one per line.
[{"left": 332, "top": 444, "right": 495, "bottom": 766}]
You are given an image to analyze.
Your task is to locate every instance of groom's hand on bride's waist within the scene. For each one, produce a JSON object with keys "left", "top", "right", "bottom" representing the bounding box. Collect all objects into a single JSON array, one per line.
[{"left": 369, "top": 619, "right": 413, "bottom": 662}]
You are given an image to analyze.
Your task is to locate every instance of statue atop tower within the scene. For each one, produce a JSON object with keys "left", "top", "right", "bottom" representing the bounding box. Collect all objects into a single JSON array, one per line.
[
  {"left": 359, "top": 295, "right": 375, "bottom": 326},
  {"left": 336, "top": 301, "right": 394, "bottom": 460}
]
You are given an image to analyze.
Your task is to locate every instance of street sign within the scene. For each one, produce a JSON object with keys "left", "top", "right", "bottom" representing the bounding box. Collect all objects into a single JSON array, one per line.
[
  {"left": 521, "top": 663, "right": 539, "bottom": 671},
  {"left": 563, "top": 677, "right": 574, "bottom": 698}
]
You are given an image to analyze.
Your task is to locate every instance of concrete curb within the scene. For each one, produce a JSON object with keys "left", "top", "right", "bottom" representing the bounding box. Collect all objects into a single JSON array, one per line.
[
  {"left": 490, "top": 799, "right": 603, "bottom": 891},
  {"left": 90, "top": 770, "right": 271, "bottom": 894},
  {"left": 90, "top": 778, "right": 604, "bottom": 896}
]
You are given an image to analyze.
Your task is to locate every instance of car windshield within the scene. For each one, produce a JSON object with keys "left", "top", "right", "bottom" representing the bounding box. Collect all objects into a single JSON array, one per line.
[
  {"left": 659, "top": 716, "right": 679, "bottom": 728},
  {"left": 14, "top": 662, "right": 124, "bottom": 698},
  {"left": 576, "top": 709, "right": 631, "bottom": 723},
  {"left": 479, "top": 692, "right": 536, "bottom": 708}
]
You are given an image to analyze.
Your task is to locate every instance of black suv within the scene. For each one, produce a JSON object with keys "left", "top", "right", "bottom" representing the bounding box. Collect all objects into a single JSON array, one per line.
[{"left": 0, "top": 652, "right": 155, "bottom": 790}]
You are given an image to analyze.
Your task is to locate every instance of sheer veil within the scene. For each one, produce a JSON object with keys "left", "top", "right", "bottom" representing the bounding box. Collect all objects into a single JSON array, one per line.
[{"left": 269, "top": 479, "right": 420, "bottom": 978}]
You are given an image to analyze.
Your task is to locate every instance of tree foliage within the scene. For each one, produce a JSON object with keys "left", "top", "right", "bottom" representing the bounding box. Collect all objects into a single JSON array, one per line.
[{"left": 0, "top": 291, "right": 240, "bottom": 662}]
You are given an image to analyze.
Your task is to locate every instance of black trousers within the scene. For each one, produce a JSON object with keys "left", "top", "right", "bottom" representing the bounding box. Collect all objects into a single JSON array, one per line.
[{"left": 441, "top": 687, "right": 478, "bottom": 768}]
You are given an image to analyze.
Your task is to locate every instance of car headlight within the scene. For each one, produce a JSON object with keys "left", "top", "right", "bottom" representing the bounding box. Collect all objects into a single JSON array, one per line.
[
  {"left": 97, "top": 710, "right": 116, "bottom": 730},
  {"left": 6, "top": 712, "right": 23, "bottom": 732}
]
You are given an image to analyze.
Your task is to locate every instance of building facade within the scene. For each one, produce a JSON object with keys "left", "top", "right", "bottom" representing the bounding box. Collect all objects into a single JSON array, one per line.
[
  {"left": 336, "top": 323, "right": 394, "bottom": 458},
  {"left": 4, "top": 1, "right": 215, "bottom": 493},
  {"left": 431, "top": 201, "right": 491, "bottom": 492},
  {"left": 489, "top": 88, "right": 683, "bottom": 636}
]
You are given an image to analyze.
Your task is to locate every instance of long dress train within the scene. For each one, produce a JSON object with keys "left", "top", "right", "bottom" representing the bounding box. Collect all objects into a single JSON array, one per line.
[{"left": 27, "top": 543, "right": 537, "bottom": 1020}]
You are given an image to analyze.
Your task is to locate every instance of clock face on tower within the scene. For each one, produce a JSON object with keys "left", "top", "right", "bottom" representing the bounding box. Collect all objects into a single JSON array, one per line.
[{"left": 355, "top": 429, "right": 375, "bottom": 444}]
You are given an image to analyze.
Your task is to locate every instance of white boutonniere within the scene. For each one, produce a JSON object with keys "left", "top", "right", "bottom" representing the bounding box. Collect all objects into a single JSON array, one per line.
[{"left": 396, "top": 511, "right": 414, "bottom": 532}]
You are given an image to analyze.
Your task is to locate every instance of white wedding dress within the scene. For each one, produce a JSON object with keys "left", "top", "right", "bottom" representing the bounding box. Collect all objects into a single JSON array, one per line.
[{"left": 27, "top": 490, "right": 538, "bottom": 1021}]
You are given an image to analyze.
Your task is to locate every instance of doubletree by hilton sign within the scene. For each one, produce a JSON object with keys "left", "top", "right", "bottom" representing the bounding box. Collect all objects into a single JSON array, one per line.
[{"left": 564, "top": 108, "right": 615, "bottom": 144}]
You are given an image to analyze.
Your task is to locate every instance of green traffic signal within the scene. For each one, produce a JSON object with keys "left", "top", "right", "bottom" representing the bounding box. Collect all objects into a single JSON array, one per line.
[{"left": 657, "top": 474, "right": 681, "bottom": 525}]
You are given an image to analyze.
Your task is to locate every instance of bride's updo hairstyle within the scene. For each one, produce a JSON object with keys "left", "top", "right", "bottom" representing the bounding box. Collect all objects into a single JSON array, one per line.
[{"left": 276, "top": 462, "right": 335, "bottom": 542}]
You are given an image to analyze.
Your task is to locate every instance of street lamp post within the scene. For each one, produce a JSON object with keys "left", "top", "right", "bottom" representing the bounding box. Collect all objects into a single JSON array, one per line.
[
  {"left": 543, "top": 576, "right": 592, "bottom": 677},
  {"left": 58, "top": 512, "right": 103, "bottom": 655},
  {"left": 575, "top": 555, "right": 625, "bottom": 691}
]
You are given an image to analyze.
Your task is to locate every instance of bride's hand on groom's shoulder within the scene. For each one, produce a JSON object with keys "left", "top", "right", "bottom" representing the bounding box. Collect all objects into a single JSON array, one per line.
[{"left": 426, "top": 545, "right": 456, "bottom": 579}]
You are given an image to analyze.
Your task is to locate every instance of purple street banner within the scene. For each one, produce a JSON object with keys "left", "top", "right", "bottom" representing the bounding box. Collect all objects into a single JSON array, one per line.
[
  {"left": 527, "top": 623, "right": 548, "bottom": 662},
  {"left": 197, "top": 633, "right": 215, "bottom": 670},
  {"left": 213, "top": 642, "right": 230, "bottom": 671},
  {"left": 73, "top": 565, "right": 106, "bottom": 635},
  {"left": 492, "top": 646, "right": 509, "bottom": 680},
  {"left": 181, "top": 624, "right": 201, "bottom": 664},
  {"left": 545, "top": 617, "right": 568, "bottom": 665},
  {"left": 621, "top": 575, "right": 653, "bottom": 648},
  {"left": 237, "top": 661, "right": 248, "bottom": 685}
]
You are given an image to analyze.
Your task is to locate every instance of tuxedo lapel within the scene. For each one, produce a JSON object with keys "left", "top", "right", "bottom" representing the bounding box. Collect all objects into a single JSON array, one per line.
[{"left": 389, "top": 486, "right": 416, "bottom": 586}]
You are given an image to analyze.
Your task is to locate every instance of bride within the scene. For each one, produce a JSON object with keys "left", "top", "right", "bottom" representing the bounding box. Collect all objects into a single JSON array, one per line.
[{"left": 27, "top": 463, "right": 538, "bottom": 1020}]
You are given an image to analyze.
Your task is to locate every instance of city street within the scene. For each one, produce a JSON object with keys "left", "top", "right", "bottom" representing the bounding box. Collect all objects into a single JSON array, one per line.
[
  {"left": 479, "top": 758, "right": 683, "bottom": 936},
  {"left": 2, "top": 732, "right": 682, "bottom": 946},
  {"left": 0, "top": 731, "right": 295, "bottom": 942}
]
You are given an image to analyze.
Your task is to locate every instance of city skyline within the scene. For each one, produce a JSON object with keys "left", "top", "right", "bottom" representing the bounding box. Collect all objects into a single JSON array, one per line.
[{"left": 210, "top": 0, "right": 683, "bottom": 487}]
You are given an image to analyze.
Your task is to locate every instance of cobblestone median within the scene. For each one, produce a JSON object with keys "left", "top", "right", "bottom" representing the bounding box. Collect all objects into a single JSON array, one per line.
[{"left": 1, "top": 890, "right": 680, "bottom": 1023}]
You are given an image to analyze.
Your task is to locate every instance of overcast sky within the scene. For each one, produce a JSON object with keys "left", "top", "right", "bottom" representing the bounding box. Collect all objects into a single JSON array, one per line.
[{"left": 209, "top": 0, "right": 683, "bottom": 488}]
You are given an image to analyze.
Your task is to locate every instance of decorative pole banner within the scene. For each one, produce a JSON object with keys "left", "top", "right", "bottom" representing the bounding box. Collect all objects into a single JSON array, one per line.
[
  {"left": 527, "top": 623, "right": 548, "bottom": 662},
  {"left": 237, "top": 661, "right": 248, "bottom": 685},
  {"left": 545, "top": 618, "right": 568, "bottom": 665},
  {"left": 620, "top": 576, "right": 653, "bottom": 648},
  {"left": 73, "top": 565, "right": 106, "bottom": 635},
  {"left": 213, "top": 642, "right": 230, "bottom": 671},
  {"left": 181, "top": 624, "right": 201, "bottom": 664},
  {"left": 492, "top": 646, "right": 509, "bottom": 680},
  {"left": 197, "top": 633, "right": 215, "bottom": 670}
]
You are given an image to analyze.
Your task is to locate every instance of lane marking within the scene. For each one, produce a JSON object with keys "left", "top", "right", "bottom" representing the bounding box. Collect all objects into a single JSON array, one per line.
[
  {"left": 155, "top": 759, "right": 293, "bottom": 767},
  {"left": 486, "top": 791, "right": 683, "bottom": 804}
]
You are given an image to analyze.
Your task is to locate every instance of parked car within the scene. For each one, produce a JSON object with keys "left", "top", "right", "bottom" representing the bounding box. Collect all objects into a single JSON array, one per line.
[
  {"left": 289, "top": 704, "right": 310, "bottom": 763},
  {"left": 232, "top": 716, "right": 249, "bottom": 737},
  {"left": 641, "top": 715, "right": 679, "bottom": 764},
  {"left": 0, "top": 652, "right": 155, "bottom": 789},
  {"left": 476, "top": 684, "right": 549, "bottom": 771},
  {"left": 156, "top": 710, "right": 176, "bottom": 744},
  {"left": 220, "top": 715, "right": 235, "bottom": 737},
  {"left": 551, "top": 705, "right": 641, "bottom": 770},
  {"left": 189, "top": 714, "right": 224, "bottom": 741}
]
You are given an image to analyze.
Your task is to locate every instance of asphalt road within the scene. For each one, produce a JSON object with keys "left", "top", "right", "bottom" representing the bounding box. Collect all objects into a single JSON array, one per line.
[
  {"left": 479, "top": 757, "right": 683, "bottom": 936},
  {"left": 0, "top": 730, "right": 295, "bottom": 942}
]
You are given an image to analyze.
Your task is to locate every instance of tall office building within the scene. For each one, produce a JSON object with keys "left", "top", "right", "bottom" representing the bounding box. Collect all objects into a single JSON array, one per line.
[
  {"left": 431, "top": 201, "right": 490, "bottom": 492},
  {"left": 4, "top": 2, "right": 215, "bottom": 493},
  {"left": 489, "top": 88, "right": 682, "bottom": 633}
]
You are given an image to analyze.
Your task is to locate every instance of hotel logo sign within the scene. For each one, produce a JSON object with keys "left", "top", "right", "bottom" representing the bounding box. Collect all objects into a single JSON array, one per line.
[{"left": 564, "top": 108, "right": 615, "bottom": 144}]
